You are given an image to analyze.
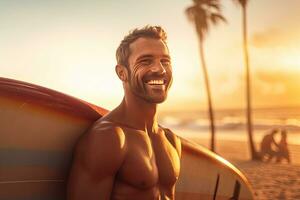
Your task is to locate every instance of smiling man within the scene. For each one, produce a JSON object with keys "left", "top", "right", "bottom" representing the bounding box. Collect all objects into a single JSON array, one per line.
[{"left": 67, "top": 26, "right": 181, "bottom": 200}]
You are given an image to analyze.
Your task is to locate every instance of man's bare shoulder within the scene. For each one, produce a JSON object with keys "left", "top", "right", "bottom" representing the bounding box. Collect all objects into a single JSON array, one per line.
[
  {"left": 161, "top": 126, "right": 182, "bottom": 157},
  {"left": 91, "top": 119, "right": 125, "bottom": 135},
  {"left": 80, "top": 119, "right": 126, "bottom": 146},
  {"left": 74, "top": 119, "right": 127, "bottom": 174}
]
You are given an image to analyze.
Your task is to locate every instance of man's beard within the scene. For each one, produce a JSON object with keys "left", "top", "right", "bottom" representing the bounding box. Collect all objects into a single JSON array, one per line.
[{"left": 127, "top": 69, "right": 171, "bottom": 104}]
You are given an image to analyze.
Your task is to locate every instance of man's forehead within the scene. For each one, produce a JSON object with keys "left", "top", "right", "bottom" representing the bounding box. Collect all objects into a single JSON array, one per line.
[{"left": 129, "top": 37, "right": 169, "bottom": 59}]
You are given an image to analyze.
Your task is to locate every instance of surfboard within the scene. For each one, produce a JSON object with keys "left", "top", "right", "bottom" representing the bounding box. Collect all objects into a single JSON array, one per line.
[{"left": 0, "top": 77, "right": 254, "bottom": 200}]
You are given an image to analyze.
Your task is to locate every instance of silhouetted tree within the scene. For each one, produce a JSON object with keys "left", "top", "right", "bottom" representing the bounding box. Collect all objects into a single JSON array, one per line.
[
  {"left": 186, "top": 0, "right": 226, "bottom": 152},
  {"left": 232, "top": 0, "right": 260, "bottom": 160}
]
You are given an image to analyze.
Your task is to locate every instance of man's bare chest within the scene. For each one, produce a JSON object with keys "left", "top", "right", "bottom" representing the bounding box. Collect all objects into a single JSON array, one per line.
[{"left": 116, "top": 129, "right": 180, "bottom": 189}]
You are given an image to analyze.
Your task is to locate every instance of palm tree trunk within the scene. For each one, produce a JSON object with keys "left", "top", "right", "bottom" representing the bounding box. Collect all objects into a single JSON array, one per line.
[
  {"left": 242, "top": 5, "right": 260, "bottom": 160},
  {"left": 198, "top": 36, "right": 216, "bottom": 152}
]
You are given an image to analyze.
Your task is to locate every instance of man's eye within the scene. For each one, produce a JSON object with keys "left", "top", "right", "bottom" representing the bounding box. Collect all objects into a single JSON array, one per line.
[
  {"left": 161, "top": 60, "right": 171, "bottom": 66},
  {"left": 140, "top": 60, "right": 152, "bottom": 65}
]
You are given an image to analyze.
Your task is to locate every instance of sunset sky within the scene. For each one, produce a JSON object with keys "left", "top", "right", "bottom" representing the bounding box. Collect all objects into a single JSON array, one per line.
[{"left": 1, "top": 0, "right": 300, "bottom": 111}]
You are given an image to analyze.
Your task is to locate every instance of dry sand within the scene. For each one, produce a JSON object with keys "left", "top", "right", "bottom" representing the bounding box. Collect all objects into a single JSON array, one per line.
[{"left": 189, "top": 138, "right": 300, "bottom": 200}]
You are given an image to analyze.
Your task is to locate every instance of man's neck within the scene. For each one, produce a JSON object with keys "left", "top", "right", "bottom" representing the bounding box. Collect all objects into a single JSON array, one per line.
[{"left": 118, "top": 94, "right": 159, "bottom": 133}]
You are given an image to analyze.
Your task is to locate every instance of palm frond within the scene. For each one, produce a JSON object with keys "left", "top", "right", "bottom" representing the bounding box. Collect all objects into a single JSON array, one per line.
[
  {"left": 185, "top": 0, "right": 226, "bottom": 39},
  {"left": 185, "top": 6, "right": 196, "bottom": 22},
  {"left": 210, "top": 3, "right": 221, "bottom": 12},
  {"left": 210, "top": 13, "right": 227, "bottom": 24}
]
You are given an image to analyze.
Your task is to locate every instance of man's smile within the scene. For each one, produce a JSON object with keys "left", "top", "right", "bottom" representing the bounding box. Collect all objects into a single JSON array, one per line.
[
  {"left": 143, "top": 78, "right": 168, "bottom": 90},
  {"left": 146, "top": 79, "right": 165, "bottom": 85}
]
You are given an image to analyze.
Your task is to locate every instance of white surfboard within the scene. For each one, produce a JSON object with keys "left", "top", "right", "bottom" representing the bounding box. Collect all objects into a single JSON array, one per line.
[{"left": 0, "top": 77, "right": 254, "bottom": 200}]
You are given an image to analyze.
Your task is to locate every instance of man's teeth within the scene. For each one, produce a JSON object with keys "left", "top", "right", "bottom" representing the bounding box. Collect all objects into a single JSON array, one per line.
[{"left": 147, "top": 80, "right": 164, "bottom": 85}]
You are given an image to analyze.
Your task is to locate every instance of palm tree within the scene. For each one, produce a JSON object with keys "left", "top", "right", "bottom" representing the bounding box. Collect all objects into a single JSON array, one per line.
[
  {"left": 232, "top": 0, "right": 260, "bottom": 160},
  {"left": 185, "top": 0, "right": 226, "bottom": 152}
]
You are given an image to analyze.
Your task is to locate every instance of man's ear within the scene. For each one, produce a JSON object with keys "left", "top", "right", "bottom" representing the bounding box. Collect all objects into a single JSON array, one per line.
[{"left": 115, "top": 64, "right": 128, "bottom": 81}]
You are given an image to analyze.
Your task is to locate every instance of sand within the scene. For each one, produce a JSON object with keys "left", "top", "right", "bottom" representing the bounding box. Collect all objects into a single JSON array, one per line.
[{"left": 189, "top": 138, "right": 300, "bottom": 200}]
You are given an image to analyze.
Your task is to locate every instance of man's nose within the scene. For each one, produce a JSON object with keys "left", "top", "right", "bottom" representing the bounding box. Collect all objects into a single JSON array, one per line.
[{"left": 151, "top": 62, "right": 166, "bottom": 74}]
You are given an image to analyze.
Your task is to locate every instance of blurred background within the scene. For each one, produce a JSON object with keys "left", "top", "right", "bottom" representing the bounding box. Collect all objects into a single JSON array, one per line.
[{"left": 1, "top": 0, "right": 300, "bottom": 148}]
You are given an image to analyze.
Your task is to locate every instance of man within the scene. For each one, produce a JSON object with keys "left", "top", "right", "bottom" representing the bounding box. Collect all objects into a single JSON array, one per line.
[
  {"left": 260, "top": 129, "right": 279, "bottom": 162},
  {"left": 67, "top": 26, "right": 181, "bottom": 200}
]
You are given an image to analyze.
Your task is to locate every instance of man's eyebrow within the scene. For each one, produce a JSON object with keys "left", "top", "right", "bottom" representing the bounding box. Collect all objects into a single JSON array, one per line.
[
  {"left": 136, "top": 54, "right": 154, "bottom": 61},
  {"left": 161, "top": 55, "right": 171, "bottom": 59},
  {"left": 136, "top": 54, "right": 171, "bottom": 61}
]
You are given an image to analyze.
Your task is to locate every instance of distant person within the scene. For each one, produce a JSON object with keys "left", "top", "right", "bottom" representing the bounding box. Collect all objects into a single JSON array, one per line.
[
  {"left": 276, "top": 130, "right": 291, "bottom": 163},
  {"left": 260, "top": 129, "right": 279, "bottom": 162}
]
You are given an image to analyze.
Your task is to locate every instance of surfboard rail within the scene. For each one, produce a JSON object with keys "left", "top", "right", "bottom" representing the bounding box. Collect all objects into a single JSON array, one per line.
[{"left": 0, "top": 77, "right": 107, "bottom": 119}]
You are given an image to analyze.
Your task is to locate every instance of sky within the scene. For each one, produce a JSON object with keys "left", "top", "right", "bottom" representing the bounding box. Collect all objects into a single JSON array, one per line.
[{"left": 1, "top": 0, "right": 300, "bottom": 111}]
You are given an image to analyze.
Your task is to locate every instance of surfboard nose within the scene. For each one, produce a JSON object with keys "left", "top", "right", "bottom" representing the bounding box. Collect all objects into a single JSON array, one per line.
[{"left": 175, "top": 138, "right": 255, "bottom": 200}]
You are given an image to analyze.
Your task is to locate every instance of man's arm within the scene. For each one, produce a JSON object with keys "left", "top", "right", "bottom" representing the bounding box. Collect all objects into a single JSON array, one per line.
[
  {"left": 272, "top": 136, "right": 279, "bottom": 148},
  {"left": 67, "top": 125, "right": 126, "bottom": 200}
]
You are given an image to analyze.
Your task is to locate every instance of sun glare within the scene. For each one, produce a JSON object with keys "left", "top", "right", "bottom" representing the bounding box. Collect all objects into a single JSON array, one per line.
[{"left": 280, "top": 52, "right": 300, "bottom": 70}]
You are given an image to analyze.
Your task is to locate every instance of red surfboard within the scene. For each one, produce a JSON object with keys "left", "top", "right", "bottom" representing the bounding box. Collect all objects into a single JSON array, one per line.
[{"left": 0, "top": 77, "right": 254, "bottom": 199}]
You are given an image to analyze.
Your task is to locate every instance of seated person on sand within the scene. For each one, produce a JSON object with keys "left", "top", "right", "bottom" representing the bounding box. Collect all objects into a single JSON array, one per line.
[
  {"left": 276, "top": 129, "right": 291, "bottom": 163},
  {"left": 260, "top": 129, "right": 279, "bottom": 162}
]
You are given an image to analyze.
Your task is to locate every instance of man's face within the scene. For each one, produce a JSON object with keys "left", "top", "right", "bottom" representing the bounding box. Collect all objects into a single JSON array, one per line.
[{"left": 126, "top": 37, "right": 172, "bottom": 103}]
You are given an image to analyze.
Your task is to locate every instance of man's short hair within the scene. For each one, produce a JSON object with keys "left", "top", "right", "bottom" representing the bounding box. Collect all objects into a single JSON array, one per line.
[{"left": 116, "top": 25, "right": 168, "bottom": 67}]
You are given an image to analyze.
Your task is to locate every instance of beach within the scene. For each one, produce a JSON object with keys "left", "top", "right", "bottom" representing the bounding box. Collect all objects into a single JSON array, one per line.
[
  {"left": 190, "top": 138, "right": 300, "bottom": 200},
  {"left": 160, "top": 107, "right": 300, "bottom": 199}
]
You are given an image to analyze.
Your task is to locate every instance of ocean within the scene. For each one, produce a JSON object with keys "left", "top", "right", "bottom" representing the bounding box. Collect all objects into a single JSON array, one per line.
[{"left": 158, "top": 107, "right": 300, "bottom": 146}]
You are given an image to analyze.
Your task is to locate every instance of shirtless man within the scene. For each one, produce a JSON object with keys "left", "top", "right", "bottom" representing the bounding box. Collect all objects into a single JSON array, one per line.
[
  {"left": 67, "top": 26, "right": 181, "bottom": 200},
  {"left": 260, "top": 129, "right": 279, "bottom": 162}
]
